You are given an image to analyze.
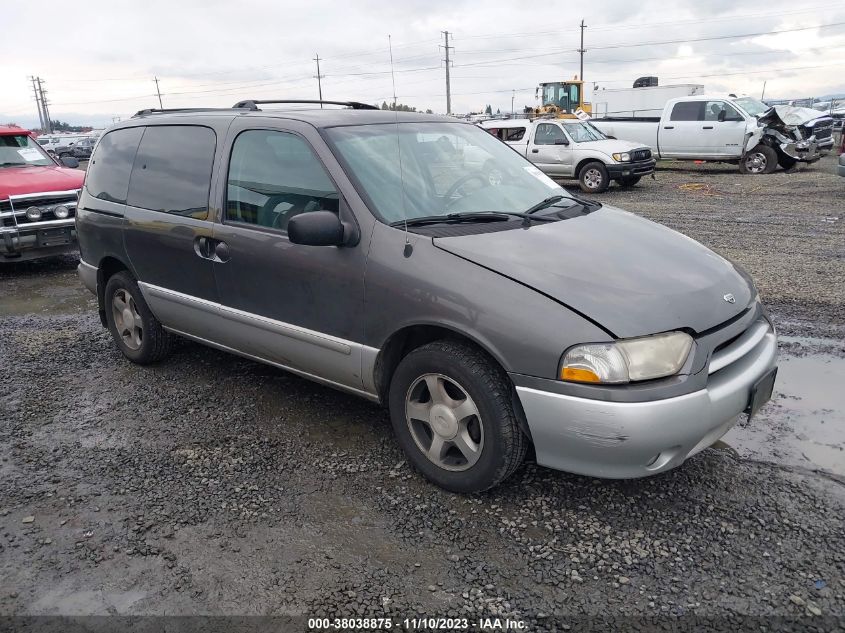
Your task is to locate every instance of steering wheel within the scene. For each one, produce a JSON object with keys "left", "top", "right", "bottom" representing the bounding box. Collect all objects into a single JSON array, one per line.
[{"left": 443, "top": 173, "right": 489, "bottom": 210}]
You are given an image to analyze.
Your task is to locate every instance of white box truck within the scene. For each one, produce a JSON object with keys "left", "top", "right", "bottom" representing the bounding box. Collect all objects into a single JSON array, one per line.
[{"left": 592, "top": 84, "right": 705, "bottom": 119}]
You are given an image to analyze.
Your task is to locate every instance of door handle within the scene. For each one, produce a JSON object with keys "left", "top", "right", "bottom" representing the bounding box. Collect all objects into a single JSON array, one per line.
[
  {"left": 213, "top": 241, "right": 230, "bottom": 263},
  {"left": 702, "top": 126, "right": 714, "bottom": 129},
  {"left": 663, "top": 126, "right": 674, "bottom": 129},
  {"left": 194, "top": 236, "right": 212, "bottom": 259},
  {"left": 531, "top": 148, "right": 539, "bottom": 153}
]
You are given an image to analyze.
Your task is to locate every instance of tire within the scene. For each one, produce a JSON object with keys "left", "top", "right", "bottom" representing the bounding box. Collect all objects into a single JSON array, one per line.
[
  {"left": 578, "top": 161, "right": 610, "bottom": 193},
  {"left": 777, "top": 155, "right": 798, "bottom": 171},
  {"left": 388, "top": 340, "right": 527, "bottom": 493},
  {"left": 104, "top": 271, "right": 173, "bottom": 365},
  {"left": 739, "top": 145, "right": 777, "bottom": 174},
  {"left": 617, "top": 175, "right": 641, "bottom": 187}
]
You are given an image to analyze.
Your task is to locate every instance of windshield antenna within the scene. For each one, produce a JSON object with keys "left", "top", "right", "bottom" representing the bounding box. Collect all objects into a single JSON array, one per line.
[{"left": 388, "top": 34, "right": 412, "bottom": 256}]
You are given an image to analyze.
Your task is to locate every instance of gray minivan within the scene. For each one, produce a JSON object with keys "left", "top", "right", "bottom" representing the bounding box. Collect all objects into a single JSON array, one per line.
[{"left": 76, "top": 100, "right": 777, "bottom": 492}]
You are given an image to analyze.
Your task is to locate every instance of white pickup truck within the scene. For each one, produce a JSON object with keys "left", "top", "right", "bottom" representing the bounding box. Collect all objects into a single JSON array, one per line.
[
  {"left": 592, "top": 95, "right": 835, "bottom": 174},
  {"left": 479, "top": 118, "right": 655, "bottom": 193}
]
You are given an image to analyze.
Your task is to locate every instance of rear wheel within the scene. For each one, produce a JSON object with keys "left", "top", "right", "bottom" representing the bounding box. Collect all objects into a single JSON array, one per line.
[
  {"left": 578, "top": 161, "right": 610, "bottom": 193},
  {"left": 388, "top": 340, "right": 527, "bottom": 492},
  {"left": 617, "top": 175, "right": 641, "bottom": 187},
  {"left": 104, "top": 271, "right": 173, "bottom": 365},
  {"left": 739, "top": 145, "right": 777, "bottom": 174}
]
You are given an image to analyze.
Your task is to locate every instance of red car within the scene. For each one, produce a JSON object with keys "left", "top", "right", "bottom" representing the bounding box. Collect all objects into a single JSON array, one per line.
[{"left": 1, "top": 126, "right": 85, "bottom": 262}]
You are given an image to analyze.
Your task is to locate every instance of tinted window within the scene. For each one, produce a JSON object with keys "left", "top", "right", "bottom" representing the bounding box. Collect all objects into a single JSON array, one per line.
[
  {"left": 127, "top": 126, "right": 216, "bottom": 218},
  {"left": 226, "top": 130, "right": 338, "bottom": 231},
  {"left": 670, "top": 101, "right": 704, "bottom": 121},
  {"left": 504, "top": 127, "right": 526, "bottom": 141},
  {"left": 534, "top": 123, "right": 567, "bottom": 145},
  {"left": 85, "top": 127, "right": 144, "bottom": 203}
]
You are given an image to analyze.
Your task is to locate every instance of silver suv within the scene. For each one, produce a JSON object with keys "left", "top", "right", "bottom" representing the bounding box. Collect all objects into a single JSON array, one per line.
[{"left": 76, "top": 100, "right": 777, "bottom": 492}]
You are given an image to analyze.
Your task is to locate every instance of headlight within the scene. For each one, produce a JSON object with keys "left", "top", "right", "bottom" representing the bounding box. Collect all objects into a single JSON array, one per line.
[
  {"left": 25, "top": 206, "right": 42, "bottom": 221},
  {"left": 53, "top": 205, "right": 70, "bottom": 219},
  {"left": 612, "top": 152, "right": 631, "bottom": 162},
  {"left": 560, "top": 331, "right": 693, "bottom": 384}
]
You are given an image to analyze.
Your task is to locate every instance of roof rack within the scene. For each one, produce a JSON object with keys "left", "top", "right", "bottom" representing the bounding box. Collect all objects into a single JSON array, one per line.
[
  {"left": 232, "top": 99, "right": 379, "bottom": 111},
  {"left": 132, "top": 107, "right": 250, "bottom": 118}
]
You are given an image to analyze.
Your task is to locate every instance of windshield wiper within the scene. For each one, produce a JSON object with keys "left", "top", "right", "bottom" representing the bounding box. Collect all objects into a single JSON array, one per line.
[
  {"left": 390, "top": 211, "right": 554, "bottom": 228},
  {"left": 524, "top": 195, "right": 566, "bottom": 214}
]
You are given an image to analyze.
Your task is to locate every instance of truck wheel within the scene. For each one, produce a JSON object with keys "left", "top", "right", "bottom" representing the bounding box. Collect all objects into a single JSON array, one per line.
[
  {"left": 104, "top": 271, "right": 173, "bottom": 365},
  {"left": 617, "top": 175, "right": 641, "bottom": 187},
  {"left": 740, "top": 145, "right": 777, "bottom": 174},
  {"left": 388, "top": 340, "right": 527, "bottom": 493},
  {"left": 578, "top": 162, "right": 610, "bottom": 193},
  {"left": 777, "top": 155, "right": 798, "bottom": 171}
]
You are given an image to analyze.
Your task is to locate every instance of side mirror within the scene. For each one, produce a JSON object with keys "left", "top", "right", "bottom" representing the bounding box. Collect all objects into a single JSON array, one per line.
[
  {"left": 718, "top": 110, "right": 727, "bottom": 123},
  {"left": 61, "top": 156, "right": 80, "bottom": 168},
  {"left": 554, "top": 138, "right": 569, "bottom": 145},
  {"left": 288, "top": 211, "right": 345, "bottom": 246}
]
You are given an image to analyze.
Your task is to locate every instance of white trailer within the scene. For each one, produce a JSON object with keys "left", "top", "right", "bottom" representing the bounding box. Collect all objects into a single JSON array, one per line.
[{"left": 592, "top": 84, "right": 705, "bottom": 119}]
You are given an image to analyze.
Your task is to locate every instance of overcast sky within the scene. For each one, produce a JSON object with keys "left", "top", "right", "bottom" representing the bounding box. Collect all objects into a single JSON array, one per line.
[{"left": 2, "top": 0, "right": 844, "bottom": 128}]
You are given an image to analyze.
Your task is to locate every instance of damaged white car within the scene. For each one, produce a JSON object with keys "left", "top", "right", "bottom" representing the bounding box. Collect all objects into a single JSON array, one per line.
[{"left": 593, "top": 95, "right": 834, "bottom": 174}]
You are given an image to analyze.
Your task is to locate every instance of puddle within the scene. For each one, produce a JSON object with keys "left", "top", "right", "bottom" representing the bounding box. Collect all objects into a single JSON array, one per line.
[{"left": 722, "top": 352, "right": 845, "bottom": 477}]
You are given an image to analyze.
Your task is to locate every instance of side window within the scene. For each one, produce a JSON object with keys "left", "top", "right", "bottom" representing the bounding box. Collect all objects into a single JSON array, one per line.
[
  {"left": 705, "top": 101, "right": 743, "bottom": 122},
  {"left": 127, "top": 126, "right": 216, "bottom": 218},
  {"left": 670, "top": 101, "right": 704, "bottom": 121},
  {"left": 534, "top": 123, "right": 566, "bottom": 145},
  {"left": 226, "top": 130, "right": 339, "bottom": 231},
  {"left": 85, "top": 127, "right": 144, "bottom": 204},
  {"left": 504, "top": 127, "right": 526, "bottom": 141}
]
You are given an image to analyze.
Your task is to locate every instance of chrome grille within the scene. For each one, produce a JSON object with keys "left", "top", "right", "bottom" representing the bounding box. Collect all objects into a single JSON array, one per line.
[{"left": 2, "top": 190, "right": 79, "bottom": 229}]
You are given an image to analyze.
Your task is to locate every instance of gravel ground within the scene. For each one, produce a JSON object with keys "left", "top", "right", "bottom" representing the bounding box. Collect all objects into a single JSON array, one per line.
[{"left": 1, "top": 152, "right": 844, "bottom": 631}]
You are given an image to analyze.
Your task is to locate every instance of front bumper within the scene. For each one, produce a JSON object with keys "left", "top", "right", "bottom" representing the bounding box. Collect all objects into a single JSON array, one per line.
[
  {"left": 0, "top": 220, "right": 78, "bottom": 262},
  {"left": 515, "top": 321, "right": 777, "bottom": 479},
  {"left": 606, "top": 159, "right": 656, "bottom": 179}
]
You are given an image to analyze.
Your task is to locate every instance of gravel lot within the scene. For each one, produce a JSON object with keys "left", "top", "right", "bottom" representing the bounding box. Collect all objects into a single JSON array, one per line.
[{"left": 1, "top": 152, "right": 844, "bottom": 631}]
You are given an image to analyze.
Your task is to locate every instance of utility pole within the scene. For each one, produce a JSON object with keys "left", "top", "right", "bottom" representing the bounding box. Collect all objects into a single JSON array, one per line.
[
  {"left": 578, "top": 19, "right": 587, "bottom": 82},
  {"left": 511, "top": 90, "right": 515, "bottom": 117},
  {"left": 314, "top": 54, "right": 324, "bottom": 108},
  {"left": 36, "top": 77, "right": 52, "bottom": 133},
  {"left": 761, "top": 80, "right": 767, "bottom": 101},
  {"left": 29, "top": 76, "right": 45, "bottom": 132},
  {"left": 441, "top": 31, "right": 453, "bottom": 115},
  {"left": 154, "top": 77, "right": 163, "bottom": 109}
]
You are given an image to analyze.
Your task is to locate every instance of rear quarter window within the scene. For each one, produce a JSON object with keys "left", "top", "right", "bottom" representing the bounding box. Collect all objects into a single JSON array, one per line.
[
  {"left": 85, "top": 127, "right": 144, "bottom": 203},
  {"left": 127, "top": 125, "right": 216, "bottom": 218}
]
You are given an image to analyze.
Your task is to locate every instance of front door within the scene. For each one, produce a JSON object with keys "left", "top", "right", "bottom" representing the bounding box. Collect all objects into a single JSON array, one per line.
[
  {"left": 530, "top": 123, "right": 570, "bottom": 177},
  {"left": 700, "top": 100, "right": 746, "bottom": 158},
  {"left": 210, "top": 121, "right": 369, "bottom": 392}
]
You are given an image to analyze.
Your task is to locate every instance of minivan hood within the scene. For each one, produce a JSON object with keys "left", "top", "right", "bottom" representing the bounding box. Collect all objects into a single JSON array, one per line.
[
  {"left": 0, "top": 165, "right": 84, "bottom": 198},
  {"left": 433, "top": 207, "right": 752, "bottom": 338}
]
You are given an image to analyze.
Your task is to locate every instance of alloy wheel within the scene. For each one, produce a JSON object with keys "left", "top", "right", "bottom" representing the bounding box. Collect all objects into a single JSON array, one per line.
[
  {"left": 583, "top": 168, "right": 603, "bottom": 189},
  {"left": 405, "top": 373, "right": 484, "bottom": 472},
  {"left": 112, "top": 288, "right": 143, "bottom": 350},
  {"left": 744, "top": 152, "right": 768, "bottom": 174}
]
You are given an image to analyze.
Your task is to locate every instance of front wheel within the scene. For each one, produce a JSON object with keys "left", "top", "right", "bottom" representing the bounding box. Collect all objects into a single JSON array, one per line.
[
  {"left": 104, "top": 271, "right": 173, "bottom": 365},
  {"left": 777, "top": 154, "right": 798, "bottom": 171},
  {"left": 388, "top": 341, "right": 527, "bottom": 493},
  {"left": 739, "top": 145, "right": 777, "bottom": 174},
  {"left": 578, "top": 161, "right": 610, "bottom": 193},
  {"left": 617, "top": 175, "right": 641, "bottom": 187}
]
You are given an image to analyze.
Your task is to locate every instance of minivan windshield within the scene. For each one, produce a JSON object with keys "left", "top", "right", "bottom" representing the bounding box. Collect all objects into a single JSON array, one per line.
[
  {"left": 325, "top": 122, "right": 573, "bottom": 224},
  {"left": 733, "top": 97, "right": 772, "bottom": 117},
  {"left": 0, "top": 134, "right": 55, "bottom": 167}
]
